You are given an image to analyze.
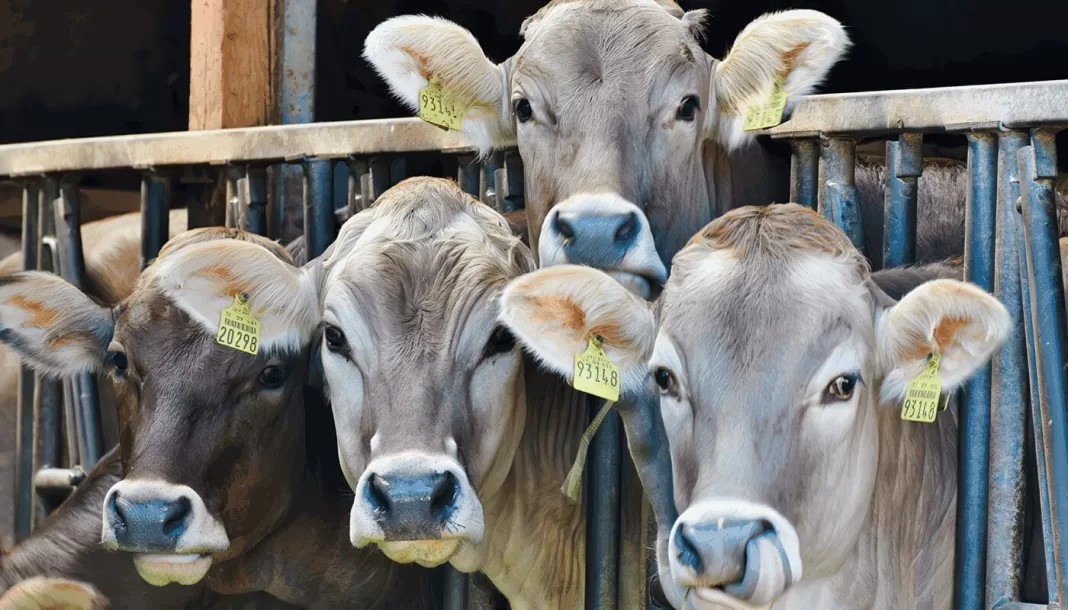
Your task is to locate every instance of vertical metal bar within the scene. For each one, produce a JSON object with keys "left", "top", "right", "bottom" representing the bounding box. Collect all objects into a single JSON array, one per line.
[
  {"left": 586, "top": 397, "right": 622, "bottom": 610},
  {"left": 242, "top": 166, "right": 268, "bottom": 236},
  {"left": 369, "top": 158, "right": 391, "bottom": 204},
  {"left": 442, "top": 568, "right": 469, "bottom": 610},
  {"left": 34, "top": 178, "right": 61, "bottom": 499},
  {"left": 14, "top": 181, "right": 39, "bottom": 542},
  {"left": 789, "top": 139, "right": 819, "bottom": 210},
  {"left": 346, "top": 157, "right": 370, "bottom": 216},
  {"left": 140, "top": 171, "right": 170, "bottom": 269},
  {"left": 883, "top": 133, "right": 922, "bottom": 268},
  {"left": 819, "top": 138, "right": 864, "bottom": 253},
  {"left": 301, "top": 159, "right": 335, "bottom": 260},
  {"left": 457, "top": 155, "right": 480, "bottom": 199},
  {"left": 1018, "top": 129, "right": 1068, "bottom": 604},
  {"left": 55, "top": 179, "right": 102, "bottom": 469},
  {"left": 225, "top": 165, "right": 243, "bottom": 230},
  {"left": 986, "top": 130, "right": 1030, "bottom": 607},
  {"left": 502, "top": 151, "right": 525, "bottom": 212},
  {"left": 480, "top": 152, "right": 504, "bottom": 209},
  {"left": 388, "top": 157, "right": 409, "bottom": 188},
  {"left": 957, "top": 131, "right": 997, "bottom": 610}
]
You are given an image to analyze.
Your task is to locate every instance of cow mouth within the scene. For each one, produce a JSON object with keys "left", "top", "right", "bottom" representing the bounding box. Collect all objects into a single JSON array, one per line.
[
  {"left": 378, "top": 538, "right": 461, "bottom": 568},
  {"left": 687, "top": 586, "right": 760, "bottom": 609},
  {"left": 603, "top": 269, "right": 664, "bottom": 300},
  {"left": 132, "top": 553, "right": 213, "bottom": 586}
]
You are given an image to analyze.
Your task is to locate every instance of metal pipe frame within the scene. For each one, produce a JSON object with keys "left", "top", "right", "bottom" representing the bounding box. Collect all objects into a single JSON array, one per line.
[
  {"left": 1017, "top": 128, "right": 1068, "bottom": 604},
  {"left": 242, "top": 165, "right": 269, "bottom": 236},
  {"left": 33, "top": 178, "right": 62, "bottom": 517},
  {"left": 985, "top": 130, "right": 1031, "bottom": 607},
  {"left": 457, "top": 154, "right": 480, "bottom": 199},
  {"left": 788, "top": 139, "right": 819, "bottom": 210},
  {"left": 369, "top": 157, "right": 391, "bottom": 206},
  {"left": 957, "top": 132, "right": 998, "bottom": 610},
  {"left": 301, "top": 159, "right": 336, "bottom": 260},
  {"left": 140, "top": 171, "right": 171, "bottom": 269},
  {"left": 882, "top": 133, "right": 922, "bottom": 268},
  {"left": 346, "top": 157, "right": 371, "bottom": 217},
  {"left": 14, "top": 181, "right": 39, "bottom": 541},
  {"left": 586, "top": 397, "right": 623, "bottom": 610},
  {"left": 819, "top": 138, "right": 864, "bottom": 253},
  {"left": 480, "top": 152, "right": 504, "bottom": 211}
]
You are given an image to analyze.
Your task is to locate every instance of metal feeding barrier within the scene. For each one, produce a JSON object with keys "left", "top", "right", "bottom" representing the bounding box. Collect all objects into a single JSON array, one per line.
[{"left": 0, "top": 78, "right": 1066, "bottom": 610}]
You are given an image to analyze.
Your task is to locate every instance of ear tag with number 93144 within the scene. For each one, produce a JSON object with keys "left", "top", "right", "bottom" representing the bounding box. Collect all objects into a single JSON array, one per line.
[
  {"left": 573, "top": 335, "right": 621, "bottom": 402},
  {"left": 216, "top": 292, "right": 261, "bottom": 356},
  {"left": 900, "top": 352, "right": 942, "bottom": 423},
  {"left": 418, "top": 77, "right": 466, "bottom": 131}
]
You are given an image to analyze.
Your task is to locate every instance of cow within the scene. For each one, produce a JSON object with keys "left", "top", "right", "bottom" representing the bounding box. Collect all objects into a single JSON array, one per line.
[
  {"left": 0, "top": 227, "right": 434, "bottom": 609},
  {"left": 498, "top": 203, "right": 1011, "bottom": 609}
]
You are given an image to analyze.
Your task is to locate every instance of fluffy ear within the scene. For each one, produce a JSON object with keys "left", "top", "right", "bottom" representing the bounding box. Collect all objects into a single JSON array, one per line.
[
  {"left": 0, "top": 272, "right": 113, "bottom": 377},
  {"left": 877, "top": 279, "right": 1011, "bottom": 404},
  {"left": 710, "top": 9, "right": 850, "bottom": 150},
  {"left": 363, "top": 15, "right": 513, "bottom": 155},
  {"left": 0, "top": 576, "right": 108, "bottom": 609},
  {"left": 498, "top": 265, "right": 658, "bottom": 396}
]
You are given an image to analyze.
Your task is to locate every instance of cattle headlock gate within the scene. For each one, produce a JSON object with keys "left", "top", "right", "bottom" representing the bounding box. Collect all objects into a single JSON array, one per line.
[{"left": 1, "top": 79, "right": 1067, "bottom": 610}]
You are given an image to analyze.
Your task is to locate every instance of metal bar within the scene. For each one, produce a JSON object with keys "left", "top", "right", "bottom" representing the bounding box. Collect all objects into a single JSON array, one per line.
[
  {"left": 586, "top": 397, "right": 622, "bottom": 610},
  {"left": 986, "top": 130, "right": 1031, "bottom": 607},
  {"left": 789, "top": 139, "right": 819, "bottom": 210},
  {"left": 13, "top": 181, "right": 39, "bottom": 542},
  {"left": 1018, "top": 129, "right": 1068, "bottom": 604},
  {"left": 457, "top": 154, "right": 480, "bottom": 199},
  {"left": 501, "top": 151, "right": 525, "bottom": 212},
  {"left": 242, "top": 166, "right": 268, "bottom": 236},
  {"left": 957, "top": 131, "right": 998, "bottom": 610},
  {"left": 301, "top": 159, "right": 335, "bottom": 259},
  {"left": 55, "top": 179, "right": 103, "bottom": 469},
  {"left": 442, "top": 567, "right": 469, "bottom": 610},
  {"left": 34, "top": 178, "right": 61, "bottom": 510},
  {"left": 225, "top": 165, "right": 243, "bottom": 229},
  {"left": 819, "top": 138, "right": 864, "bottom": 252},
  {"left": 480, "top": 152, "right": 504, "bottom": 210},
  {"left": 369, "top": 158, "right": 391, "bottom": 204},
  {"left": 346, "top": 157, "right": 370, "bottom": 216},
  {"left": 882, "top": 133, "right": 922, "bottom": 268},
  {"left": 33, "top": 466, "right": 86, "bottom": 492},
  {"left": 140, "top": 171, "right": 170, "bottom": 269}
]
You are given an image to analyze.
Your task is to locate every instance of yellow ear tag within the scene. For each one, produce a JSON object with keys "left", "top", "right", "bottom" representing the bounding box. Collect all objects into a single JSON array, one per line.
[
  {"left": 216, "top": 292, "right": 261, "bottom": 356},
  {"left": 573, "top": 335, "right": 621, "bottom": 402},
  {"left": 900, "top": 353, "right": 942, "bottom": 423},
  {"left": 742, "top": 74, "right": 788, "bottom": 132},
  {"left": 418, "top": 77, "right": 466, "bottom": 131}
]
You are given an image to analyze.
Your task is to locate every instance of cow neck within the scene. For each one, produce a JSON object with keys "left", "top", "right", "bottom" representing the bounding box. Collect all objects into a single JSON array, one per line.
[{"left": 474, "top": 362, "right": 589, "bottom": 609}]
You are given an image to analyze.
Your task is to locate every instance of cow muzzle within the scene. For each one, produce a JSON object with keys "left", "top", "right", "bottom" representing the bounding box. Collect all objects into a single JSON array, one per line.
[
  {"left": 539, "top": 192, "right": 667, "bottom": 299},
  {"left": 350, "top": 452, "right": 484, "bottom": 567},
  {"left": 669, "top": 500, "right": 802, "bottom": 608},
  {"left": 101, "top": 479, "right": 229, "bottom": 586}
]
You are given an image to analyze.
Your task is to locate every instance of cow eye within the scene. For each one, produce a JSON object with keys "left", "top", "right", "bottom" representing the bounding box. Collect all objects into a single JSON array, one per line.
[
  {"left": 483, "top": 325, "right": 516, "bottom": 358},
  {"left": 824, "top": 374, "right": 861, "bottom": 402},
  {"left": 324, "top": 324, "right": 347, "bottom": 353},
  {"left": 654, "top": 367, "right": 676, "bottom": 394},
  {"left": 514, "top": 98, "right": 533, "bottom": 123},
  {"left": 106, "top": 349, "right": 128, "bottom": 373},
  {"left": 259, "top": 366, "right": 290, "bottom": 390},
  {"left": 677, "top": 95, "right": 701, "bottom": 121}
]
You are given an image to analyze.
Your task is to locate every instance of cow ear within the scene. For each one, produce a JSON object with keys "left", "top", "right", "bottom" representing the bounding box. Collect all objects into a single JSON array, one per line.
[
  {"left": 709, "top": 10, "right": 849, "bottom": 150},
  {"left": 0, "top": 576, "right": 108, "bottom": 609},
  {"left": 876, "top": 279, "right": 1010, "bottom": 404},
  {"left": 0, "top": 272, "right": 113, "bottom": 378},
  {"left": 498, "top": 265, "right": 658, "bottom": 396},
  {"left": 363, "top": 15, "right": 513, "bottom": 156}
]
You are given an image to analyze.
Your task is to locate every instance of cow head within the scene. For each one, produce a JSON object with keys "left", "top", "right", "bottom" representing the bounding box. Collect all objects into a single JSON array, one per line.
[
  {"left": 0, "top": 229, "right": 320, "bottom": 587},
  {"left": 311, "top": 177, "right": 534, "bottom": 568},
  {"left": 364, "top": 1, "right": 849, "bottom": 295},
  {"left": 499, "top": 204, "right": 1010, "bottom": 608}
]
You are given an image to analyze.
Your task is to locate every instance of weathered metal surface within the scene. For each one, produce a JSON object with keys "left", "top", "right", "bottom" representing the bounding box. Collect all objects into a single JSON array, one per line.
[
  {"left": 14, "top": 182, "right": 39, "bottom": 542},
  {"left": 1018, "top": 130, "right": 1068, "bottom": 604},
  {"left": 986, "top": 130, "right": 1031, "bottom": 607},
  {"left": 0, "top": 118, "right": 510, "bottom": 178},
  {"left": 140, "top": 172, "right": 171, "bottom": 269},
  {"left": 33, "top": 466, "right": 86, "bottom": 492},
  {"left": 958, "top": 131, "right": 998, "bottom": 610},
  {"left": 302, "top": 159, "right": 335, "bottom": 260},
  {"left": 587, "top": 398, "right": 622, "bottom": 610},
  {"left": 882, "top": 133, "right": 922, "bottom": 267},
  {"left": 789, "top": 139, "right": 819, "bottom": 210},
  {"left": 241, "top": 166, "right": 268, "bottom": 236},
  {"left": 457, "top": 155, "right": 480, "bottom": 199},
  {"left": 819, "top": 138, "right": 864, "bottom": 252},
  {"left": 443, "top": 568, "right": 469, "bottom": 610},
  {"left": 480, "top": 152, "right": 504, "bottom": 211},
  {"left": 764, "top": 79, "right": 1068, "bottom": 138}
]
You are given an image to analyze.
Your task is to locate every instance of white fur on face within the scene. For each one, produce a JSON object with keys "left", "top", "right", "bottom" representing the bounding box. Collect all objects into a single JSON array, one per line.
[{"left": 320, "top": 297, "right": 373, "bottom": 492}]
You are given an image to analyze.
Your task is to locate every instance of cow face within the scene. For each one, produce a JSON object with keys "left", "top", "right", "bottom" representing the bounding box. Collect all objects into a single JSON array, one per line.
[
  {"left": 364, "top": 1, "right": 849, "bottom": 294},
  {"left": 499, "top": 204, "right": 1010, "bottom": 608},
  {"left": 0, "top": 229, "right": 320, "bottom": 587},
  {"left": 314, "top": 177, "right": 534, "bottom": 568}
]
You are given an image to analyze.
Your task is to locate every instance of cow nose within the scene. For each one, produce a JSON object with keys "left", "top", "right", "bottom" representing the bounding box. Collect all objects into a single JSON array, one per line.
[
  {"left": 552, "top": 210, "right": 639, "bottom": 270},
  {"left": 107, "top": 492, "right": 192, "bottom": 553},
  {"left": 364, "top": 471, "right": 459, "bottom": 541},
  {"left": 676, "top": 519, "right": 768, "bottom": 585}
]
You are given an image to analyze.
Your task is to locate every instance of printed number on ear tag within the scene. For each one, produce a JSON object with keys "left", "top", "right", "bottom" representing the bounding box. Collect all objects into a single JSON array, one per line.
[
  {"left": 742, "top": 74, "right": 788, "bottom": 132},
  {"left": 216, "top": 293, "right": 261, "bottom": 356},
  {"left": 419, "top": 77, "right": 465, "bottom": 131},
  {"left": 573, "top": 335, "right": 621, "bottom": 402},
  {"left": 900, "top": 353, "right": 942, "bottom": 424}
]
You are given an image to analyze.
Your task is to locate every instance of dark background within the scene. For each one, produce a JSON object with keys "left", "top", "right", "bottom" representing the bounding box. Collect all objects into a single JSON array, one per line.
[{"left": 2, "top": 0, "right": 1067, "bottom": 144}]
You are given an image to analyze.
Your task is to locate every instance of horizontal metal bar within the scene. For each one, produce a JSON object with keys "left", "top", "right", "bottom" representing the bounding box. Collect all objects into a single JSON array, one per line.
[
  {"left": 33, "top": 466, "right": 86, "bottom": 492},
  {"left": 764, "top": 79, "right": 1068, "bottom": 138},
  {"left": 0, "top": 118, "right": 512, "bottom": 178}
]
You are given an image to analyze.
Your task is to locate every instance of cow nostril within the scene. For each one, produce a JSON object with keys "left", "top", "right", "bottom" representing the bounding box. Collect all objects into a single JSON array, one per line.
[
  {"left": 162, "top": 496, "right": 192, "bottom": 538},
  {"left": 674, "top": 526, "right": 703, "bottom": 574},
  {"left": 615, "top": 212, "right": 638, "bottom": 244},
  {"left": 430, "top": 471, "right": 458, "bottom": 518},
  {"left": 368, "top": 474, "right": 392, "bottom": 514},
  {"left": 554, "top": 214, "right": 575, "bottom": 241},
  {"left": 110, "top": 493, "right": 128, "bottom": 531}
]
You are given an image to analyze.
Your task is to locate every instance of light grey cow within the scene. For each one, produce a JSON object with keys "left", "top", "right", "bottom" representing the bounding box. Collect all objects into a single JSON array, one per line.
[{"left": 499, "top": 203, "right": 1010, "bottom": 609}]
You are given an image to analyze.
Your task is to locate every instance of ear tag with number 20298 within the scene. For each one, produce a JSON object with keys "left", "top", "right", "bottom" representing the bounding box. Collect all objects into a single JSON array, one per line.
[
  {"left": 900, "top": 352, "right": 942, "bottom": 423},
  {"left": 573, "top": 335, "right": 620, "bottom": 402},
  {"left": 216, "top": 293, "right": 261, "bottom": 356}
]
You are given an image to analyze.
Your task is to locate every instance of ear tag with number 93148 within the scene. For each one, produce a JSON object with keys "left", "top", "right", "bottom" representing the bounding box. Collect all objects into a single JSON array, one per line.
[
  {"left": 900, "top": 352, "right": 942, "bottom": 423},
  {"left": 573, "top": 335, "right": 621, "bottom": 402},
  {"left": 418, "top": 77, "right": 466, "bottom": 131},
  {"left": 742, "top": 74, "right": 788, "bottom": 132},
  {"left": 216, "top": 292, "right": 261, "bottom": 356}
]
